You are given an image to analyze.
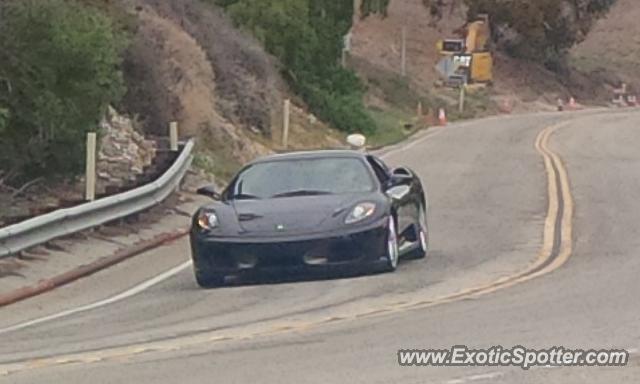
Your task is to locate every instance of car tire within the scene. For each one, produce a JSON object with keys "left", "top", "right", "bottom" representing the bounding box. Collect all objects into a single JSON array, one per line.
[
  {"left": 194, "top": 260, "right": 225, "bottom": 288},
  {"left": 384, "top": 216, "right": 400, "bottom": 272},
  {"left": 407, "top": 204, "right": 429, "bottom": 260}
]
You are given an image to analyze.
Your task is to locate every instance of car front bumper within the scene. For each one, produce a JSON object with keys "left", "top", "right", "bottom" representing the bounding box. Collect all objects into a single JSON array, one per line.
[{"left": 191, "top": 219, "right": 389, "bottom": 275}]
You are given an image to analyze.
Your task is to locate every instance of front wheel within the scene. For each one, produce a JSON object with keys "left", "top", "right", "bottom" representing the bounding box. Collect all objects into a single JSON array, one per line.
[{"left": 408, "top": 204, "right": 429, "bottom": 260}]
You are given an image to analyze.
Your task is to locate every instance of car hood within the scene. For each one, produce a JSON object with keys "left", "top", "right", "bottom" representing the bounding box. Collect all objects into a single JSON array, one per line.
[{"left": 231, "top": 193, "right": 378, "bottom": 235}]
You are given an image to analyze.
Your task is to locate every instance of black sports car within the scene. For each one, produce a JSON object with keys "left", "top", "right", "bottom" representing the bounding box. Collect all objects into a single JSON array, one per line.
[{"left": 190, "top": 150, "right": 429, "bottom": 287}]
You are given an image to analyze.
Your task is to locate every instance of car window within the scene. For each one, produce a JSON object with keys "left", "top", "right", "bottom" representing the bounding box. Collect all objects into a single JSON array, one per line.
[
  {"left": 230, "top": 157, "right": 376, "bottom": 199},
  {"left": 367, "top": 155, "right": 391, "bottom": 185}
]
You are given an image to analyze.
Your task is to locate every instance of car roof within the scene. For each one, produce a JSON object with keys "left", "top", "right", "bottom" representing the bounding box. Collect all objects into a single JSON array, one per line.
[{"left": 249, "top": 150, "right": 369, "bottom": 165}]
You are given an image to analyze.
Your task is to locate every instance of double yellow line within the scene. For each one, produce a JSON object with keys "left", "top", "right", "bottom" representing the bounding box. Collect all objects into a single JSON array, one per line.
[
  {"left": 531, "top": 121, "right": 574, "bottom": 277},
  {"left": 372, "top": 121, "right": 575, "bottom": 306},
  {"left": 0, "top": 122, "right": 576, "bottom": 377}
]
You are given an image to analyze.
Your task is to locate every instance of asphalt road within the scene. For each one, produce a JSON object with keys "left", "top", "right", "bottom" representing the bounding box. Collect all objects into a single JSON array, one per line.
[{"left": 1, "top": 109, "right": 639, "bottom": 383}]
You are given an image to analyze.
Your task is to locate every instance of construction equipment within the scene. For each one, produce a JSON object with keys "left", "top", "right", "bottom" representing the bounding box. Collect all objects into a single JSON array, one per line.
[{"left": 436, "top": 14, "right": 493, "bottom": 86}]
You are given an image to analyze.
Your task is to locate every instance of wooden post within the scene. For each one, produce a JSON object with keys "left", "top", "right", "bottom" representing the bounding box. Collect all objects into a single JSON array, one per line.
[
  {"left": 459, "top": 85, "right": 466, "bottom": 113},
  {"left": 342, "top": 31, "right": 351, "bottom": 68},
  {"left": 282, "top": 99, "right": 291, "bottom": 149},
  {"left": 170, "top": 121, "right": 179, "bottom": 151},
  {"left": 353, "top": 0, "right": 362, "bottom": 23},
  {"left": 85, "top": 132, "right": 97, "bottom": 201},
  {"left": 401, "top": 27, "right": 407, "bottom": 76}
]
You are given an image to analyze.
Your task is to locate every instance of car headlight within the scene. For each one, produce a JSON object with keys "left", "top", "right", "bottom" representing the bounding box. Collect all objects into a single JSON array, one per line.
[
  {"left": 197, "top": 210, "right": 219, "bottom": 230},
  {"left": 345, "top": 202, "right": 376, "bottom": 224}
]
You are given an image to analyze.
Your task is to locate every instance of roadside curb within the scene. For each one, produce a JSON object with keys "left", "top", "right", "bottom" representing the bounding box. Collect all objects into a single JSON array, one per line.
[{"left": 0, "top": 229, "right": 189, "bottom": 308}]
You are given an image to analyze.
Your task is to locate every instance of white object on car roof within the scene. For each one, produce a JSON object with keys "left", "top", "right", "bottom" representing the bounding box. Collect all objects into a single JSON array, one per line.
[{"left": 346, "top": 134, "right": 367, "bottom": 150}]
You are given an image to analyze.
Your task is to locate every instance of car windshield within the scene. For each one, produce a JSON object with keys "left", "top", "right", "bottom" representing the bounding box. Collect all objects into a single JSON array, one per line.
[{"left": 230, "top": 157, "right": 375, "bottom": 199}]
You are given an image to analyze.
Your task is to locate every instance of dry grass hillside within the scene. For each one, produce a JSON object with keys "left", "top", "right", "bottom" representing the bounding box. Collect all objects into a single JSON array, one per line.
[
  {"left": 124, "top": 4, "right": 270, "bottom": 164},
  {"left": 571, "top": 0, "right": 640, "bottom": 91},
  {"left": 351, "top": 0, "right": 467, "bottom": 88},
  {"left": 119, "top": 0, "right": 342, "bottom": 179},
  {"left": 349, "top": 0, "right": 614, "bottom": 112},
  {"left": 118, "top": 0, "right": 628, "bottom": 175}
]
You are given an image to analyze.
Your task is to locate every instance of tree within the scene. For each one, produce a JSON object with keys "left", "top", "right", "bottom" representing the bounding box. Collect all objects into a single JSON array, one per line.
[
  {"left": 464, "top": 0, "right": 616, "bottom": 69},
  {"left": 219, "top": 0, "right": 376, "bottom": 134},
  {"left": 0, "top": 0, "right": 128, "bottom": 182}
]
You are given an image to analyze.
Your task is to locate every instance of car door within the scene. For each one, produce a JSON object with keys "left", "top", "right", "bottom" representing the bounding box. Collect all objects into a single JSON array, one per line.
[{"left": 366, "top": 156, "right": 417, "bottom": 245}]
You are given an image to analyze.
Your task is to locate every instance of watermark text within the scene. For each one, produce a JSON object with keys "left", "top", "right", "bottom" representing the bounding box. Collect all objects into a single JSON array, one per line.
[{"left": 398, "top": 346, "right": 629, "bottom": 370}]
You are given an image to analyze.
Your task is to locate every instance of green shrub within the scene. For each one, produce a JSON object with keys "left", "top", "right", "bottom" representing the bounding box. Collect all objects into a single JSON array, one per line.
[{"left": 0, "top": 0, "right": 128, "bottom": 182}]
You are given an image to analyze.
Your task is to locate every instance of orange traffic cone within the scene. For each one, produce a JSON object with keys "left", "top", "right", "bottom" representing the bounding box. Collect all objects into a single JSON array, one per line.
[{"left": 438, "top": 108, "right": 447, "bottom": 126}]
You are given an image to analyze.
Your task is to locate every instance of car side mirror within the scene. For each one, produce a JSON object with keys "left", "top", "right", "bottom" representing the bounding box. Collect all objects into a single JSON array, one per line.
[
  {"left": 196, "top": 185, "right": 221, "bottom": 200},
  {"left": 386, "top": 185, "right": 411, "bottom": 200}
]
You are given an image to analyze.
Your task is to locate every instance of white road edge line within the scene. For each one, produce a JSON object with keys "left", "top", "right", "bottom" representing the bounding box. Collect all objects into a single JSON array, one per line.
[
  {"left": 0, "top": 260, "right": 192, "bottom": 335},
  {"left": 444, "top": 371, "right": 504, "bottom": 384},
  {"left": 467, "top": 372, "right": 505, "bottom": 381}
]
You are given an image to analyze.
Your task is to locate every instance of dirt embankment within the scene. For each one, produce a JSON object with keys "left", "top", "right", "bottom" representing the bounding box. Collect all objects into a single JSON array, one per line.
[
  {"left": 119, "top": 0, "right": 342, "bottom": 167},
  {"left": 571, "top": 0, "right": 640, "bottom": 93},
  {"left": 121, "top": 1, "right": 272, "bottom": 164}
]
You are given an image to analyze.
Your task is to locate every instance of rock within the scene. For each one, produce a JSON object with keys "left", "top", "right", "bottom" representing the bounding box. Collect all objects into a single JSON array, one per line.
[{"left": 95, "top": 107, "right": 158, "bottom": 194}]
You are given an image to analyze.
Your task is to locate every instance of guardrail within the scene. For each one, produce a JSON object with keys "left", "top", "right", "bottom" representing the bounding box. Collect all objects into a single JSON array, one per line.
[{"left": 0, "top": 139, "right": 195, "bottom": 259}]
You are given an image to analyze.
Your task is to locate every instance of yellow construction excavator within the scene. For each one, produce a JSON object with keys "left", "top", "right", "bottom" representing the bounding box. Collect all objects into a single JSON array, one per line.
[{"left": 436, "top": 14, "right": 493, "bottom": 86}]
